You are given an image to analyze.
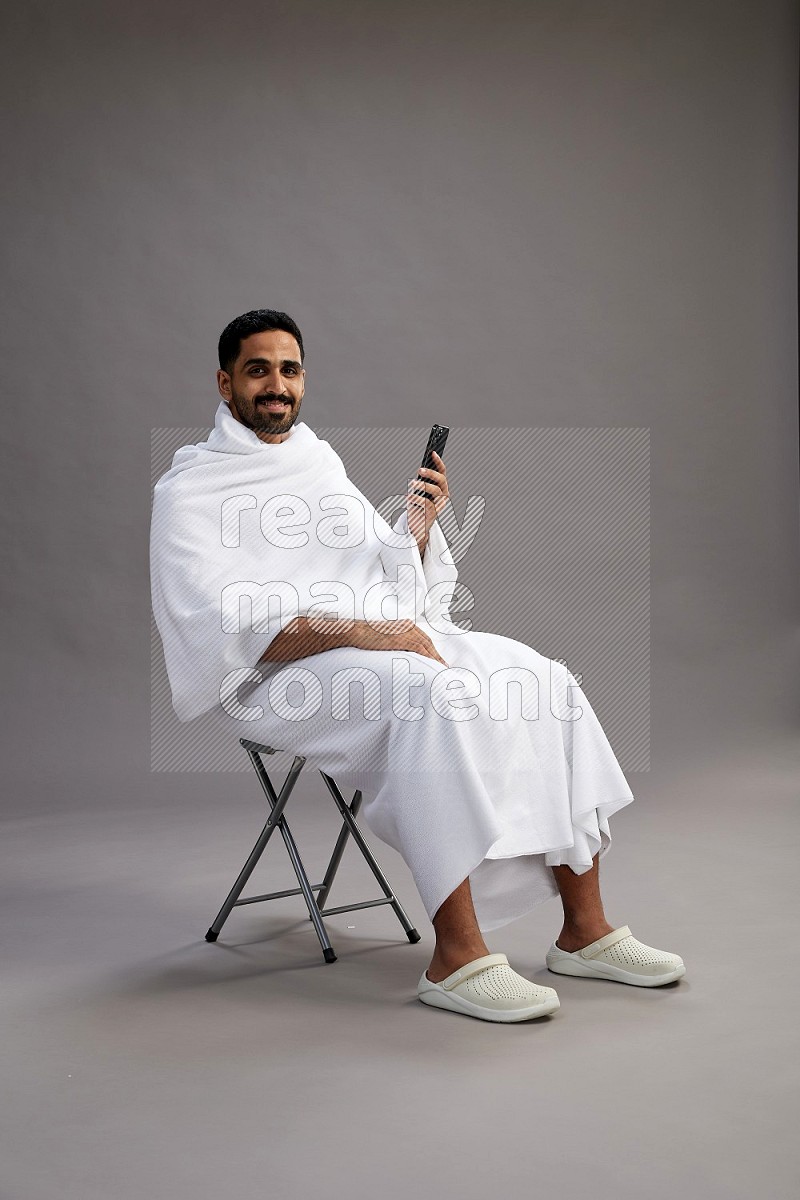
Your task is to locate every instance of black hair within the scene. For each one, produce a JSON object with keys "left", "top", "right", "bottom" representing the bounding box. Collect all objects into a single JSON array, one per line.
[{"left": 217, "top": 309, "right": 305, "bottom": 374}]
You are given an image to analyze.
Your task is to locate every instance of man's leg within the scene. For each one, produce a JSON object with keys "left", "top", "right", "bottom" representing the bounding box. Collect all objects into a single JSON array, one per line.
[
  {"left": 425, "top": 851, "right": 617, "bottom": 980},
  {"left": 550, "top": 852, "right": 616, "bottom": 951},
  {"left": 425, "top": 877, "right": 491, "bottom": 983}
]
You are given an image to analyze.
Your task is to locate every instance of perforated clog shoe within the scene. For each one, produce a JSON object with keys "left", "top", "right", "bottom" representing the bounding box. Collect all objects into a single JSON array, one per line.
[
  {"left": 545, "top": 925, "right": 685, "bottom": 987},
  {"left": 417, "top": 953, "right": 561, "bottom": 1022}
]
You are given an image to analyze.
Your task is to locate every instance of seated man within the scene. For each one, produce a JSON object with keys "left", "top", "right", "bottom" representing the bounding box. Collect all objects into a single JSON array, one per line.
[{"left": 150, "top": 307, "right": 685, "bottom": 1023}]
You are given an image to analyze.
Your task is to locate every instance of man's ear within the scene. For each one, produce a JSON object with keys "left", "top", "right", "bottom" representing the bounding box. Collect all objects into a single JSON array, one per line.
[{"left": 216, "top": 369, "right": 232, "bottom": 401}]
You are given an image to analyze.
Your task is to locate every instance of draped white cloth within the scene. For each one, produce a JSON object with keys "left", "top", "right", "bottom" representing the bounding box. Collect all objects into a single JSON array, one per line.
[{"left": 150, "top": 402, "right": 635, "bottom": 931}]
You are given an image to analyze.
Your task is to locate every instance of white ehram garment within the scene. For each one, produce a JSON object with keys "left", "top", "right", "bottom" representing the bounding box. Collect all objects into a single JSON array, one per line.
[
  {"left": 150, "top": 401, "right": 635, "bottom": 932},
  {"left": 150, "top": 402, "right": 458, "bottom": 723}
]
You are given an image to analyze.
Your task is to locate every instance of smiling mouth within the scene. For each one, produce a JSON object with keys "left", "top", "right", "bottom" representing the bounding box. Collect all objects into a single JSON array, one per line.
[{"left": 257, "top": 400, "right": 290, "bottom": 411}]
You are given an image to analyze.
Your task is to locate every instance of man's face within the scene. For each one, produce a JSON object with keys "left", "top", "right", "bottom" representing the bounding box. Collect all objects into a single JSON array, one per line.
[{"left": 216, "top": 329, "right": 305, "bottom": 443}]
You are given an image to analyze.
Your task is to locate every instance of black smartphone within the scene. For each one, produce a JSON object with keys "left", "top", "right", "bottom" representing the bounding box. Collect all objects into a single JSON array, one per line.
[{"left": 416, "top": 424, "right": 449, "bottom": 499}]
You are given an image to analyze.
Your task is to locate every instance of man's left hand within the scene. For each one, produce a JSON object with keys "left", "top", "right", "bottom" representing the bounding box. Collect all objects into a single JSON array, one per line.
[{"left": 407, "top": 450, "right": 449, "bottom": 552}]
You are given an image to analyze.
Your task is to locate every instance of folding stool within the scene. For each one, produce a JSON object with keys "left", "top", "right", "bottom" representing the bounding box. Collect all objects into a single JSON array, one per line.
[{"left": 205, "top": 738, "right": 421, "bottom": 962}]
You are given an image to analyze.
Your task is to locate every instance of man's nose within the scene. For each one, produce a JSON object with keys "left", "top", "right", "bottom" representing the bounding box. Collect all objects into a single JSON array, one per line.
[{"left": 265, "top": 370, "right": 288, "bottom": 393}]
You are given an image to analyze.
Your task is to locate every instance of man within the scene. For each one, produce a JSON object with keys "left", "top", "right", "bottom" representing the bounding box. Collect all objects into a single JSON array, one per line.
[{"left": 150, "top": 308, "right": 685, "bottom": 1023}]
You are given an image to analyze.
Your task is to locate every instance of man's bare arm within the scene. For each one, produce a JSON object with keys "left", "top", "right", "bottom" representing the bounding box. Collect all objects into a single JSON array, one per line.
[
  {"left": 258, "top": 616, "right": 447, "bottom": 667},
  {"left": 257, "top": 616, "right": 357, "bottom": 663}
]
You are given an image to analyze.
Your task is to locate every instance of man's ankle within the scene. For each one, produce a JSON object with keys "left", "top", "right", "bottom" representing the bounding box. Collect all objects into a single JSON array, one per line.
[
  {"left": 427, "top": 944, "right": 491, "bottom": 981},
  {"left": 556, "top": 918, "right": 615, "bottom": 950},
  {"left": 560, "top": 916, "right": 613, "bottom": 934}
]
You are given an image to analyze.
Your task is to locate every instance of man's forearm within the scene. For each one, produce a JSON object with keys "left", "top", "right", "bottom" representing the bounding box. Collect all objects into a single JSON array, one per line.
[
  {"left": 258, "top": 613, "right": 446, "bottom": 668},
  {"left": 258, "top": 616, "right": 361, "bottom": 664}
]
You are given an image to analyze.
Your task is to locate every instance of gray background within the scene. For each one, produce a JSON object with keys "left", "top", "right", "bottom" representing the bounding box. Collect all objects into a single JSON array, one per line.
[{"left": 2, "top": 2, "right": 798, "bottom": 1198}]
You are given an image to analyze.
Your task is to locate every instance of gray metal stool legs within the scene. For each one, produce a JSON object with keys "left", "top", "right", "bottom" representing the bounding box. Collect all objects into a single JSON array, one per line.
[{"left": 205, "top": 738, "right": 421, "bottom": 963}]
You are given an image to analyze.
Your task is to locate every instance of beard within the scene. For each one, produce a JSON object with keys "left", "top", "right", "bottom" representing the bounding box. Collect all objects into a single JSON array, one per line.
[{"left": 230, "top": 390, "right": 300, "bottom": 436}]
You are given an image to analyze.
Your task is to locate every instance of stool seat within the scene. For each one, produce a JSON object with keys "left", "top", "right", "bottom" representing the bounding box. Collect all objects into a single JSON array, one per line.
[{"left": 204, "top": 739, "right": 421, "bottom": 963}]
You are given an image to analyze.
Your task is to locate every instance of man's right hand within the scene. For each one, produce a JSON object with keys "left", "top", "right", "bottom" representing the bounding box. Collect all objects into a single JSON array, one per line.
[{"left": 350, "top": 618, "right": 449, "bottom": 667}]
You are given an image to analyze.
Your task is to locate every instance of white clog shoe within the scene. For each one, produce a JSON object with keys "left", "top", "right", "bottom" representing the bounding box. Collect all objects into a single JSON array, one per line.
[
  {"left": 417, "top": 952, "right": 561, "bottom": 1022},
  {"left": 545, "top": 925, "right": 685, "bottom": 987}
]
